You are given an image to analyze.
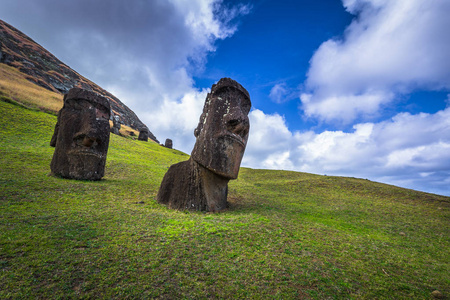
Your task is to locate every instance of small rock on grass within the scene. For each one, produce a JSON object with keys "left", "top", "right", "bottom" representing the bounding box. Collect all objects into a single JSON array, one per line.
[{"left": 431, "top": 290, "right": 444, "bottom": 299}]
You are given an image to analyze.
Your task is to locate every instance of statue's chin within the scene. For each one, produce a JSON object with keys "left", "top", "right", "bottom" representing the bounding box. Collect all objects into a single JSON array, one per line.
[
  {"left": 66, "top": 152, "right": 105, "bottom": 180},
  {"left": 68, "top": 149, "right": 102, "bottom": 159},
  {"left": 192, "top": 135, "right": 245, "bottom": 180}
]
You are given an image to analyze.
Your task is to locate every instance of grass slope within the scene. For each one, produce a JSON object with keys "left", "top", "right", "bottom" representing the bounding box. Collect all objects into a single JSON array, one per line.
[{"left": 0, "top": 99, "right": 449, "bottom": 299}]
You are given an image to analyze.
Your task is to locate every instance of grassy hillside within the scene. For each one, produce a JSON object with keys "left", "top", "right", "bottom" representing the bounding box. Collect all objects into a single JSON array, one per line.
[{"left": 0, "top": 98, "right": 449, "bottom": 299}]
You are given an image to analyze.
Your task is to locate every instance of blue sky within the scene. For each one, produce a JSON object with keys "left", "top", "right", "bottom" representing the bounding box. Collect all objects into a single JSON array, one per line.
[{"left": 1, "top": 0, "right": 449, "bottom": 196}]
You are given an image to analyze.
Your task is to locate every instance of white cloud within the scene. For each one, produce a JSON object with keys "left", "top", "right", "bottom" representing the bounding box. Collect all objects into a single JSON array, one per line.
[
  {"left": 269, "top": 83, "right": 288, "bottom": 103},
  {"left": 269, "top": 82, "right": 299, "bottom": 104},
  {"left": 141, "top": 89, "right": 209, "bottom": 149},
  {"left": 245, "top": 110, "right": 292, "bottom": 152},
  {"left": 301, "top": 0, "right": 450, "bottom": 122},
  {"left": 300, "top": 91, "right": 394, "bottom": 124},
  {"left": 242, "top": 106, "right": 450, "bottom": 196},
  {"left": 243, "top": 109, "right": 295, "bottom": 170}
]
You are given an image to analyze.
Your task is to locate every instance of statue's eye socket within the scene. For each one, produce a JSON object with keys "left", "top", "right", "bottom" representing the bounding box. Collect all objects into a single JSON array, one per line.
[
  {"left": 66, "top": 99, "right": 97, "bottom": 111},
  {"left": 96, "top": 104, "right": 109, "bottom": 115},
  {"left": 66, "top": 99, "right": 84, "bottom": 110},
  {"left": 65, "top": 99, "right": 81, "bottom": 110}
]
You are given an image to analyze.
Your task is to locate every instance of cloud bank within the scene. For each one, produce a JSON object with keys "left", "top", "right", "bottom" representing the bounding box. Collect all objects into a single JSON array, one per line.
[
  {"left": 244, "top": 103, "right": 450, "bottom": 196},
  {"left": 300, "top": 0, "right": 450, "bottom": 123}
]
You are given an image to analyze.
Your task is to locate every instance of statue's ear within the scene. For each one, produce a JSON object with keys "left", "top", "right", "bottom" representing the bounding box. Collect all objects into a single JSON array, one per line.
[
  {"left": 50, "top": 123, "right": 59, "bottom": 147},
  {"left": 194, "top": 113, "right": 205, "bottom": 138},
  {"left": 50, "top": 111, "right": 61, "bottom": 147}
]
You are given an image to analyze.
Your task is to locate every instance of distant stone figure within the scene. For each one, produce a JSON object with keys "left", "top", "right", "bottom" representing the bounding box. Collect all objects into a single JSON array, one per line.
[
  {"left": 50, "top": 87, "right": 111, "bottom": 180},
  {"left": 111, "top": 115, "right": 121, "bottom": 135},
  {"left": 138, "top": 129, "right": 149, "bottom": 141},
  {"left": 157, "top": 78, "right": 251, "bottom": 211},
  {"left": 164, "top": 138, "right": 173, "bottom": 149},
  {"left": 112, "top": 115, "right": 121, "bottom": 129}
]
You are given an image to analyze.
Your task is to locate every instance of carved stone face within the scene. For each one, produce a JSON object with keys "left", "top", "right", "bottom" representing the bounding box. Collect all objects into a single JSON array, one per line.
[
  {"left": 138, "top": 130, "right": 149, "bottom": 141},
  {"left": 50, "top": 88, "right": 111, "bottom": 180},
  {"left": 191, "top": 78, "right": 251, "bottom": 179},
  {"left": 164, "top": 138, "right": 173, "bottom": 149}
]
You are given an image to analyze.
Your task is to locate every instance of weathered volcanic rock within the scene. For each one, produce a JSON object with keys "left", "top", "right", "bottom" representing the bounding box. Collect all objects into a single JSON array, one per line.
[
  {"left": 191, "top": 77, "right": 251, "bottom": 179},
  {"left": 50, "top": 88, "right": 111, "bottom": 180},
  {"left": 164, "top": 139, "right": 173, "bottom": 149},
  {"left": 138, "top": 129, "right": 149, "bottom": 141},
  {"left": 157, "top": 158, "right": 229, "bottom": 211},
  {"left": 157, "top": 78, "right": 251, "bottom": 212}
]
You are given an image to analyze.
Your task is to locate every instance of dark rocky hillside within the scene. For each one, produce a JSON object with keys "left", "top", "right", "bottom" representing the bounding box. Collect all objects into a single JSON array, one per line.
[{"left": 0, "top": 19, "right": 158, "bottom": 142}]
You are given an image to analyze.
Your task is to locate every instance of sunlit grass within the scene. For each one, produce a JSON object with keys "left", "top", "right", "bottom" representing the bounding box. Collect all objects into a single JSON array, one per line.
[
  {"left": 0, "top": 63, "right": 63, "bottom": 113},
  {"left": 0, "top": 99, "right": 449, "bottom": 299}
]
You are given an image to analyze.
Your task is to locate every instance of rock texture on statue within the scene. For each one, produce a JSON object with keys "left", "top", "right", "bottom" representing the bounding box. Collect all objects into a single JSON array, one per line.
[
  {"left": 138, "top": 129, "right": 149, "bottom": 141},
  {"left": 157, "top": 78, "right": 251, "bottom": 211},
  {"left": 50, "top": 88, "right": 111, "bottom": 180},
  {"left": 164, "top": 139, "right": 173, "bottom": 149}
]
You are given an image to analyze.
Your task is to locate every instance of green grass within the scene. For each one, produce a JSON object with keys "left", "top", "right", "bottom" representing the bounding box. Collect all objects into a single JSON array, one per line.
[{"left": 0, "top": 99, "right": 449, "bottom": 299}]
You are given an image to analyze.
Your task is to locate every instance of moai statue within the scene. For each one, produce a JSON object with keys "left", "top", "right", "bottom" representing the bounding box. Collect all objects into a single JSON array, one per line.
[
  {"left": 50, "top": 87, "right": 111, "bottom": 180},
  {"left": 157, "top": 78, "right": 251, "bottom": 211},
  {"left": 138, "top": 129, "right": 149, "bottom": 141},
  {"left": 164, "top": 138, "right": 173, "bottom": 149},
  {"left": 111, "top": 115, "right": 121, "bottom": 135}
]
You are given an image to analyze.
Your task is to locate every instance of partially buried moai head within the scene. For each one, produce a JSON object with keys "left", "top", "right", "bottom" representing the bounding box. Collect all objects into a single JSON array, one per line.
[
  {"left": 138, "top": 129, "right": 149, "bottom": 141},
  {"left": 191, "top": 78, "right": 251, "bottom": 179},
  {"left": 50, "top": 88, "right": 111, "bottom": 180},
  {"left": 164, "top": 138, "right": 173, "bottom": 149}
]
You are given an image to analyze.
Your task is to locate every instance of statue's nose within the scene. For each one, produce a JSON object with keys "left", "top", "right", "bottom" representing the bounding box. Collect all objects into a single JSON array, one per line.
[
  {"left": 81, "top": 135, "right": 97, "bottom": 147},
  {"left": 225, "top": 108, "right": 249, "bottom": 138},
  {"left": 74, "top": 133, "right": 100, "bottom": 148}
]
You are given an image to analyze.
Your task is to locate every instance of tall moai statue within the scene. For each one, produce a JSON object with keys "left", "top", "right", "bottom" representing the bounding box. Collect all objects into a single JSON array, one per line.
[
  {"left": 50, "top": 88, "right": 111, "bottom": 180},
  {"left": 157, "top": 78, "right": 251, "bottom": 211}
]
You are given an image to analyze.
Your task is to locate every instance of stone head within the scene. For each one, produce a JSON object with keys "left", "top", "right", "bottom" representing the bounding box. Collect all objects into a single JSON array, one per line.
[
  {"left": 164, "top": 138, "right": 173, "bottom": 149},
  {"left": 191, "top": 78, "right": 251, "bottom": 179},
  {"left": 50, "top": 87, "right": 111, "bottom": 180},
  {"left": 138, "top": 129, "right": 149, "bottom": 141}
]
